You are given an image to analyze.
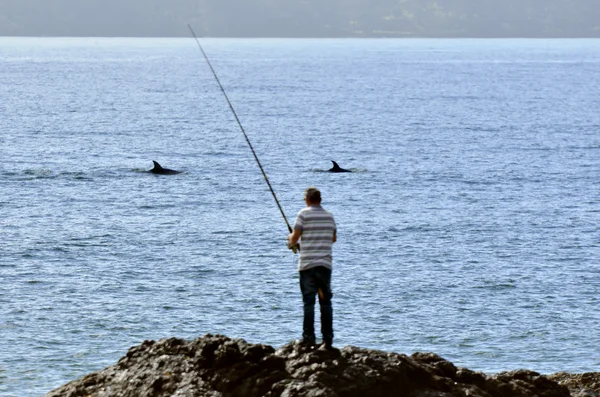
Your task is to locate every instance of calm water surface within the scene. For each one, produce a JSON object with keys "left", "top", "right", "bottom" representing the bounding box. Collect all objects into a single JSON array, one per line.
[{"left": 1, "top": 37, "right": 599, "bottom": 396}]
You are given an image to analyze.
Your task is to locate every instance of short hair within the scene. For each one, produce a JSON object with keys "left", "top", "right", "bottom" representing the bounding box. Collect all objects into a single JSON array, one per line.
[{"left": 304, "top": 187, "right": 321, "bottom": 203}]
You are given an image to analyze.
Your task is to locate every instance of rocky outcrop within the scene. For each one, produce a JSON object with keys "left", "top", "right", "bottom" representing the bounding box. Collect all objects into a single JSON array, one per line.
[
  {"left": 548, "top": 373, "right": 600, "bottom": 397},
  {"left": 46, "top": 334, "right": 599, "bottom": 397}
]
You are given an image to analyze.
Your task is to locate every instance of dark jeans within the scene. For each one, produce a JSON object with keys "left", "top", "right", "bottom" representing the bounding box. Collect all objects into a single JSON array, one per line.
[{"left": 299, "top": 266, "right": 333, "bottom": 344}]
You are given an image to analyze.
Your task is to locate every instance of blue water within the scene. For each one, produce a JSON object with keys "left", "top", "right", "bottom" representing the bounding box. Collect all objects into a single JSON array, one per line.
[{"left": 1, "top": 37, "right": 599, "bottom": 396}]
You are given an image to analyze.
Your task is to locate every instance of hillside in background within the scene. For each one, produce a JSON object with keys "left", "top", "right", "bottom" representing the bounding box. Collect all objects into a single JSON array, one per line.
[{"left": 1, "top": 0, "right": 599, "bottom": 37}]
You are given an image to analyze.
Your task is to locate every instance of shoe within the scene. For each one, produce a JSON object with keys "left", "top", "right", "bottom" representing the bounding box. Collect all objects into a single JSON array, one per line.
[
  {"left": 296, "top": 337, "right": 316, "bottom": 346},
  {"left": 318, "top": 341, "right": 339, "bottom": 354}
]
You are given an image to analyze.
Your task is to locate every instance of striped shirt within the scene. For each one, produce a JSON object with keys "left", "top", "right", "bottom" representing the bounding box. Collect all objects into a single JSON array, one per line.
[{"left": 293, "top": 205, "right": 336, "bottom": 271}]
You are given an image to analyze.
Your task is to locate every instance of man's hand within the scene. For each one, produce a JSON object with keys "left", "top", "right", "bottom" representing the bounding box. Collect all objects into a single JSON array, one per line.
[
  {"left": 287, "top": 240, "right": 299, "bottom": 254},
  {"left": 288, "top": 229, "right": 302, "bottom": 254}
]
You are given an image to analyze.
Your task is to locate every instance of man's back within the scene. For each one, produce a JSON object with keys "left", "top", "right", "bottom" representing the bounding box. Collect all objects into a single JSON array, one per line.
[{"left": 294, "top": 205, "right": 336, "bottom": 271}]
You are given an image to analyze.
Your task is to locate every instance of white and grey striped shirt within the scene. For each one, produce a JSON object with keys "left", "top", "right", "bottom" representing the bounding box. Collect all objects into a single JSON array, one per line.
[{"left": 293, "top": 205, "right": 336, "bottom": 271}]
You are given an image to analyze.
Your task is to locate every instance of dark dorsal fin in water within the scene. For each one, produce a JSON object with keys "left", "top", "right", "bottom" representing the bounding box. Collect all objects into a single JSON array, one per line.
[
  {"left": 328, "top": 160, "right": 352, "bottom": 173},
  {"left": 150, "top": 161, "right": 181, "bottom": 175}
]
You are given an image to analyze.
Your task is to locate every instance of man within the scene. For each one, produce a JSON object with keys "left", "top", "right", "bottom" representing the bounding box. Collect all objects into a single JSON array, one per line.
[{"left": 288, "top": 187, "right": 337, "bottom": 348}]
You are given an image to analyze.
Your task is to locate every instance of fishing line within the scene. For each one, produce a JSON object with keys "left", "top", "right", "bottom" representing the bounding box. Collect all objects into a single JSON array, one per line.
[{"left": 187, "top": 24, "right": 295, "bottom": 236}]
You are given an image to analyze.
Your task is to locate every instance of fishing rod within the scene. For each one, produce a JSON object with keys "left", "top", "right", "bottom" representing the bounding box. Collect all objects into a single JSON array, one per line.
[{"left": 187, "top": 24, "right": 298, "bottom": 251}]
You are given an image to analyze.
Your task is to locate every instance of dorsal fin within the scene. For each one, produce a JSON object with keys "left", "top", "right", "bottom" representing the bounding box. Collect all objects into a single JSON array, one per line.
[
  {"left": 150, "top": 161, "right": 180, "bottom": 175},
  {"left": 328, "top": 160, "right": 351, "bottom": 173}
]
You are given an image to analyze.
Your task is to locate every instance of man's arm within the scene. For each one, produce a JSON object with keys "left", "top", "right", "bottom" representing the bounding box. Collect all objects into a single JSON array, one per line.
[{"left": 288, "top": 228, "right": 302, "bottom": 246}]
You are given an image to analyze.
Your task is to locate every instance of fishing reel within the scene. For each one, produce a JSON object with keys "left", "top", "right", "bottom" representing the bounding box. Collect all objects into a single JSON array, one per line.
[{"left": 288, "top": 242, "right": 300, "bottom": 254}]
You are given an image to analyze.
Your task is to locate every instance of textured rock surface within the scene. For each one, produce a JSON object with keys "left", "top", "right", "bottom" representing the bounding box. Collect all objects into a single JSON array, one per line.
[
  {"left": 548, "top": 373, "right": 600, "bottom": 397},
  {"left": 45, "top": 334, "right": 599, "bottom": 397}
]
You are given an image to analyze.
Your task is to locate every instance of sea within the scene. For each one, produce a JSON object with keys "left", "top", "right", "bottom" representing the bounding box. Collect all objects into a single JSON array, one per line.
[{"left": 1, "top": 37, "right": 599, "bottom": 396}]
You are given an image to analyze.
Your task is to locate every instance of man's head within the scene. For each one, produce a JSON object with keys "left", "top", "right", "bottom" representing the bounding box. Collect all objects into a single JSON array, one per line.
[{"left": 304, "top": 187, "right": 322, "bottom": 205}]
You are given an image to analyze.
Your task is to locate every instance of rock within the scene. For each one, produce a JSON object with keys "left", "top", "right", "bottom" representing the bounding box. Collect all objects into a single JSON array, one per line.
[
  {"left": 548, "top": 373, "right": 600, "bottom": 397},
  {"left": 45, "top": 334, "right": 597, "bottom": 397}
]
